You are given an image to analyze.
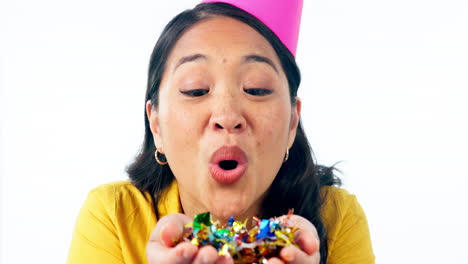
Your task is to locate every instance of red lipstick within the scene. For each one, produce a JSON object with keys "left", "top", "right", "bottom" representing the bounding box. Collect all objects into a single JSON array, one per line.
[{"left": 209, "top": 146, "right": 248, "bottom": 185}]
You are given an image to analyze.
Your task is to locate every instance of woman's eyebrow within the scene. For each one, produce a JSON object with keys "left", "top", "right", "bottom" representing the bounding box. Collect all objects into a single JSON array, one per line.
[
  {"left": 173, "top": 54, "right": 278, "bottom": 74},
  {"left": 243, "top": 54, "right": 278, "bottom": 73},
  {"left": 174, "top": 54, "right": 207, "bottom": 72}
]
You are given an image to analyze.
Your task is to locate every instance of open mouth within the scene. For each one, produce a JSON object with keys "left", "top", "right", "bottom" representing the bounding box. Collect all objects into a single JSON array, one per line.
[
  {"left": 209, "top": 146, "right": 248, "bottom": 184},
  {"left": 218, "top": 160, "right": 239, "bottom": 170}
]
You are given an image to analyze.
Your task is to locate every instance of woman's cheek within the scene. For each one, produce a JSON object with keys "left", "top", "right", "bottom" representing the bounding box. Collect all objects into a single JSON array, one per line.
[
  {"left": 171, "top": 111, "right": 197, "bottom": 144},
  {"left": 260, "top": 111, "right": 284, "bottom": 138}
]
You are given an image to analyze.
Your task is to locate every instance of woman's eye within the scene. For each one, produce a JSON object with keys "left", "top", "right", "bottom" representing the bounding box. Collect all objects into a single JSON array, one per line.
[
  {"left": 180, "top": 89, "right": 209, "bottom": 97},
  {"left": 244, "top": 88, "right": 273, "bottom": 96}
]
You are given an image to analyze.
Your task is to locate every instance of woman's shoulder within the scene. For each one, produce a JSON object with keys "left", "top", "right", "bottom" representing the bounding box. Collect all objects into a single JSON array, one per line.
[
  {"left": 68, "top": 181, "right": 157, "bottom": 263},
  {"left": 320, "top": 185, "right": 368, "bottom": 231},
  {"left": 89, "top": 180, "right": 142, "bottom": 195},
  {"left": 86, "top": 180, "right": 154, "bottom": 215},
  {"left": 89, "top": 180, "right": 149, "bottom": 200},
  {"left": 86, "top": 180, "right": 181, "bottom": 219},
  {"left": 320, "top": 186, "right": 375, "bottom": 263},
  {"left": 84, "top": 180, "right": 156, "bottom": 245},
  {"left": 321, "top": 186, "right": 360, "bottom": 216}
]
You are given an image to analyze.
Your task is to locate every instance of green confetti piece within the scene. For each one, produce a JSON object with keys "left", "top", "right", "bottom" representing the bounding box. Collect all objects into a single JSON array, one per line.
[
  {"left": 215, "top": 228, "right": 229, "bottom": 237},
  {"left": 193, "top": 212, "right": 212, "bottom": 231}
]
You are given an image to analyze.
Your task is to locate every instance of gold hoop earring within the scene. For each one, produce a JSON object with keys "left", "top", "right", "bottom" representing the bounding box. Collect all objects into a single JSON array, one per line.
[
  {"left": 283, "top": 148, "right": 289, "bottom": 162},
  {"left": 155, "top": 148, "right": 168, "bottom": 165}
]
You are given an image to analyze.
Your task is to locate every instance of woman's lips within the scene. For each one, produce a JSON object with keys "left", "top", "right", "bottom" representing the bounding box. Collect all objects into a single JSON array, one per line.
[{"left": 209, "top": 146, "right": 248, "bottom": 185}]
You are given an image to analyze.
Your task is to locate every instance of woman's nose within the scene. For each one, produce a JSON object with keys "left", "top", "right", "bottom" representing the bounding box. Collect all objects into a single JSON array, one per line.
[{"left": 209, "top": 97, "right": 247, "bottom": 134}]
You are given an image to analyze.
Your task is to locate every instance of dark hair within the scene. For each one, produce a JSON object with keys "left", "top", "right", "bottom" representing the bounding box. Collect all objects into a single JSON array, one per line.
[{"left": 127, "top": 3, "right": 341, "bottom": 263}]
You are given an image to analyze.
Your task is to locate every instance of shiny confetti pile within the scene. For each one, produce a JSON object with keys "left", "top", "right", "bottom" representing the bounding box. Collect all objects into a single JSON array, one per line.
[{"left": 180, "top": 211, "right": 298, "bottom": 264}]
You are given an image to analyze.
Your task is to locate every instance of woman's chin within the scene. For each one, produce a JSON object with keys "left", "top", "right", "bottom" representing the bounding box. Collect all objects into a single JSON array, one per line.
[
  {"left": 212, "top": 208, "right": 240, "bottom": 220},
  {"left": 206, "top": 198, "right": 256, "bottom": 224},
  {"left": 197, "top": 183, "right": 264, "bottom": 223}
]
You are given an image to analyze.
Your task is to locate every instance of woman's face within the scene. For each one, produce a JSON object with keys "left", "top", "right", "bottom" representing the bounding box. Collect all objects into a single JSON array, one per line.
[{"left": 147, "top": 16, "right": 301, "bottom": 222}]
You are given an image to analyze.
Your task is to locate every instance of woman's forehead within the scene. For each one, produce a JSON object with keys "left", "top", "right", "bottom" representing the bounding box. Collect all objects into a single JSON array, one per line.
[{"left": 167, "top": 16, "right": 280, "bottom": 67}]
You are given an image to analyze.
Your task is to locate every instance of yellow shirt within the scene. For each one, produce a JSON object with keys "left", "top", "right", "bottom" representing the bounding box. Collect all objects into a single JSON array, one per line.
[{"left": 67, "top": 181, "right": 375, "bottom": 263}]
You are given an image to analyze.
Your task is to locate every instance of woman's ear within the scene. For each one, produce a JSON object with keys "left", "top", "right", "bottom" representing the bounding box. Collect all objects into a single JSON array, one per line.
[
  {"left": 288, "top": 97, "right": 302, "bottom": 148},
  {"left": 146, "top": 100, "right": 164, "bottom": 151}
]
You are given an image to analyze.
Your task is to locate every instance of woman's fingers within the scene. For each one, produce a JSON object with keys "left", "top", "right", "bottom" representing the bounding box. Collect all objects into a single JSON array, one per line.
[
  {"left": 279, "top": 245, "right": 320, "bottom": 264},
  {"left": 170, "top": 242, "right": 199, "bottom": 262},
  {"left": 192, "top": 246, "right": 220, "bottom": 264},
  {"left": 151, "top": 213, "right": 192, "bottom": 246},
  {"left": 146, "top": 213, "right": 234, "bottom": 264},
  {"left": 147, "top": 213, "right": 320, "bottom": 264},
  {"left": 191, "top": 246, "right": 234, "bottom": 264},
  {"left": 147, "top": 240, "right": 198, "bottom": 264},
  {"left": 159, "top": 220, "right": 185, "bottom": 247},
  {"left": 293, "top": 226, "right": 320, "bottom": 255},
  {"left": 215, "top": 254, "right": 233, "bottom": 264},
  {"left": 283, "top": 214, "right": 319, "bottom": 255},
  {"left": 267, "top": 257, "right": 285, "bottom": 264},
  {"left": 270, "top": 214, "right": 321, "bottom": 264},
  {"left": 147, "top": 213, "right": 197, "bottom": 264}
]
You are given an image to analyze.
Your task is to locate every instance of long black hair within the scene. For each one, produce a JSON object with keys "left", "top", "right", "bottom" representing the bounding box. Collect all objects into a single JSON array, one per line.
[{"left": 127, "top": 3, "right": 341, "bottom": 263}]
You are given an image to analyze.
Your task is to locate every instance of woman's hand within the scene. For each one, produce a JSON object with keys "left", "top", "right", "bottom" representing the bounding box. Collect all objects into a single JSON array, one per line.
[
  {"left": 146, "top": 213, "right": 233, "bottom": 264},
  {"left": 146, "top": 213, "right": 319, "bottom": 264},
  {"left": 267, "top": 214, "right": 321, "bottom": 264}
]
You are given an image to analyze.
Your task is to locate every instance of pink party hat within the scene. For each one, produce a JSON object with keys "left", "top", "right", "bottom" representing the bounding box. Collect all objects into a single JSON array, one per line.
[{"left": 201, "top": 0, "right": 303, "bottom": 57}]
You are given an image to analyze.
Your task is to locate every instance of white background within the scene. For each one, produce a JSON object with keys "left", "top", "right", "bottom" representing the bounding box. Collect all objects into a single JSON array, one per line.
[{"left": 1, "top": 0, "right": 467, "bottom": 263}]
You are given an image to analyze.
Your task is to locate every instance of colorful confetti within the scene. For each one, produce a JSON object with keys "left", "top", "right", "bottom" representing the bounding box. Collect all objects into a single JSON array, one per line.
[{"left": 180, "top": 210, "right": 299, "bottom": 264}]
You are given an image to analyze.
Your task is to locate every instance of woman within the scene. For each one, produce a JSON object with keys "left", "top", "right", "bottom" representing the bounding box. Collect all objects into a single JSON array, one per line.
[{"left": 68, "top": 1, "right": 374, "bottom": 263}]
